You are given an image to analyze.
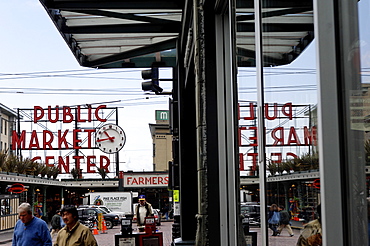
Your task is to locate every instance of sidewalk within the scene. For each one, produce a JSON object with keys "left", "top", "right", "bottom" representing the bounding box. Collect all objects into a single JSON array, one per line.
[{"left": 0, "top": 230, "right": 13, "bottom": 244}]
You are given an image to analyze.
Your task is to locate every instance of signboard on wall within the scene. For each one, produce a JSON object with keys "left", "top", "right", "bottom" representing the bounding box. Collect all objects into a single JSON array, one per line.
[{"left": 123, "top": 173, "right": 169, "bottom": 188}]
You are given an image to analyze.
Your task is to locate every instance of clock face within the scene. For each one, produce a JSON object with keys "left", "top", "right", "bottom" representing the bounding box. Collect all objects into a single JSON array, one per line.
[{"left": 96, "top": 124, "right": 126, "bottom": 154}]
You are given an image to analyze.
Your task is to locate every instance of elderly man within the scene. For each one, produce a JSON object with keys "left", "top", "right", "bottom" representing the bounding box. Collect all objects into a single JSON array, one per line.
[
  {"left": 135, "top": 195, "right": 153, "bottom": 226},
  {"left": 55, "top": 206, "right": 97, "bottom": 246},
  {"left": 12, "top": 203, "right": 52, "bottom": 246}
]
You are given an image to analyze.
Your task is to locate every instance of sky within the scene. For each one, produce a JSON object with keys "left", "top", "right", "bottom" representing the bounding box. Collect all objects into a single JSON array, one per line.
[{"left": 0, "top": 0, "right": 173, "bottom": 176}]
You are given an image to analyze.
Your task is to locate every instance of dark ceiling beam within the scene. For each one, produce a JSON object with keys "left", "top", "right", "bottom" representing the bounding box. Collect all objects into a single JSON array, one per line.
[
  {"left": 41, "top": 0, "right": 184, "bottom": 10},
  {"left": 84, "top": 38, "right": 177, "bottom": 67},
  {"left": 236, "top": 7, "right": 312, "bottom": 22},
  {"left": 237, "top": 23, "right": 314, "bottom": 32},
  {"left": 70, "top": 9, "right": 179, "bottom": 25},
  {"left": 236, "top": 47, "right": 286, "bottom": 66},
  {"left": 61, "top": 23, "right": 181, "bottom": 34},
  {"left": 236, "top": 0, "right": 312, "bottom": 9}
]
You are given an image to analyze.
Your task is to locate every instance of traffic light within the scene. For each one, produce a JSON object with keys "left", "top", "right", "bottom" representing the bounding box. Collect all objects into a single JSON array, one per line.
[{"left": 141, "top": 67, "right": 163, "bottom": 93}]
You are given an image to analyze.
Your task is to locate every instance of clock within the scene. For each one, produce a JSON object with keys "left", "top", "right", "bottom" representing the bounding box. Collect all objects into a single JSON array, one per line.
[{"left": 96, "top": 124, "right": 126, "bottom": 153}]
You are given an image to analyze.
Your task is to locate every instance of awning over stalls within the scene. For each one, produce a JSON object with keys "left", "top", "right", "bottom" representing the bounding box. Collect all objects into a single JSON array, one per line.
[{"left": 40, "top": 0, "right": 313, "bottom": 69}]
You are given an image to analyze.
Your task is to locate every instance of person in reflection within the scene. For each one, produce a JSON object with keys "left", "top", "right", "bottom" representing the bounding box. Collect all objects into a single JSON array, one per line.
[
  {"left": 277, "top": 205, "right": 294, "bottom": 237},
  {"left": 268, "top": 204, "right": 280, "bottom": 236},
  {"left": 12, "top": 203, "right": 52, "bottom": 246},
  {"left": 296, "top": 204, "right": 322, "bottom": 246}
]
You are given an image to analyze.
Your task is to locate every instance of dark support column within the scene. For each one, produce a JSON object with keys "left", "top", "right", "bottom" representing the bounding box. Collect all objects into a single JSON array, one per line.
[{"left": 177, "top": 66, "right": 198, "bottom": 243}]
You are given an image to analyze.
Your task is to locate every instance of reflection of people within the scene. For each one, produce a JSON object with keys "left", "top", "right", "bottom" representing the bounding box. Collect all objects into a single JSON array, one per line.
[
  {"left": 268, "top": 204, "right": 280, "bottom": 236},
  {"left": 50, "top": 210, "right": 62, "bottom": 243},
  {"left": 135, "top": 195, "right": 153, "bottom": 226},
  {"left": 55, "top": 206, "right": 97, "bottom": 246},
  {"left": 12, "top": 203, "right": 52, "bottom": 246},
  {"left": 296, "top": 204, "right": 322, "bottom": 246},
  {"left": 277, "top": 205, "right": 294, "bottom": 237}
]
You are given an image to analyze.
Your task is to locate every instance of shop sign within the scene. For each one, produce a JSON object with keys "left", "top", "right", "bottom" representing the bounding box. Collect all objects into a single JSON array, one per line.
[
  {"left": 123, "top": 173, "right": 169, "bottom": 187},
  {"left": 8, "top": 183, "right": 25, "bottom": 193}
]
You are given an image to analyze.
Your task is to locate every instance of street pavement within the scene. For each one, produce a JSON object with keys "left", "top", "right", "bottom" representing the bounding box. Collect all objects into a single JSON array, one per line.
[
  {"left": 0, "top": 222, "right": 303, "bottom": 246},
  {"left": 0, "top": 221, "right": 173, "bottom": 246}
]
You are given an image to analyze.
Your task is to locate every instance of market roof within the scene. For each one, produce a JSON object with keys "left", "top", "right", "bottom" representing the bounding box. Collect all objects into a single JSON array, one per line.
[{"left": 40, "top": 0, "right": 313, "bottom": 68}]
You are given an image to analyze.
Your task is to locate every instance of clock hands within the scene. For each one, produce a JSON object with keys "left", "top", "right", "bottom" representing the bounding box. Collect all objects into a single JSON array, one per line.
[
  {"left": 97, "top": 136, "right": 115, "bottom": 142},
  {"left": 103, "top": 131, "right": 115, "bottom": 142}
]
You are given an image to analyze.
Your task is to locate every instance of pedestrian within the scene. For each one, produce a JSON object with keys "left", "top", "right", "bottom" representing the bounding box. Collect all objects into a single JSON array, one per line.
[
  {"left": 12, "top": 202, "right": 52, "bottom": 246},
  {"left": 50, "top": 210, "right": 63, "bottom": 243},
  {"left": 162, "top": 203, "right": 170, "bottom": 220},
  {"left": 135, "top": 195, "right": 153, "bottom": 226},
  {"left": 268, "top": 204, "right": 280, "bottom": 236},
  {"left": 54, "top": 206, "right": 97, "bottom": 246},
  {"left": 296, "top": 204, "right": 322, "bottom": 246},
  {"left": 277, "top": 205, "right": 294, "bottom": 237}
]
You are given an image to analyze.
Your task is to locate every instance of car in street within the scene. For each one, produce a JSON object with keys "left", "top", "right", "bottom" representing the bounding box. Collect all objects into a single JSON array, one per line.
[
  {"left": 240, "top": 203, "right": 261, "bottom": 226},
  {"left": 77, "top": 207, "right": 120, "bottom": 229},
  {"left": 79, "top": 205, "right": 126, "bottom": 219}
]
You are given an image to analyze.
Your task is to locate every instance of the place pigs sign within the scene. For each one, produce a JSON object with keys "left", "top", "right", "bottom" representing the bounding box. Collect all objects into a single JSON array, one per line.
[{"left": 12, "top": 105, "right": 113, "bottom": 174}]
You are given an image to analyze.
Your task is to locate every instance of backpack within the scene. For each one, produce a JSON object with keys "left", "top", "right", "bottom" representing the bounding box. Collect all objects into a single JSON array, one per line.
[{"left": 268, "top": 211, "right": 280, "bottom": 224}]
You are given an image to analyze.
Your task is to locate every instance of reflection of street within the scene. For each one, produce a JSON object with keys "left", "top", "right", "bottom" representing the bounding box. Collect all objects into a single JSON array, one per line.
[{"left": 248, "top": 227, "right": 300, "bottom": 246}]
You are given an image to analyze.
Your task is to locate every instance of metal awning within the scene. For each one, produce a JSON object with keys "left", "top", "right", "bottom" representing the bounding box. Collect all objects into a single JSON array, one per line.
[
  {"left": 40, "top": 0, "right": 313, "bottom": 68},
  {"left": 40, "top": 0, "right": 183, "bottom": 68}
]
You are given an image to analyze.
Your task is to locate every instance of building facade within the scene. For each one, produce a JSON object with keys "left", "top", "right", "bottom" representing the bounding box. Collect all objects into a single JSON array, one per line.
[
  {"left": 0, "top": 104, "right": 17, "bottom": 153},
  {"left": 149, "top": 110, "right": 172, "bottom": 172}
]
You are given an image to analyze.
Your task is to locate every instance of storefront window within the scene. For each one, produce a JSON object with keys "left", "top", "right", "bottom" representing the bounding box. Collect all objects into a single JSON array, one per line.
[{"left": 238, "top": 0, "right": 319, "bottom": 245}]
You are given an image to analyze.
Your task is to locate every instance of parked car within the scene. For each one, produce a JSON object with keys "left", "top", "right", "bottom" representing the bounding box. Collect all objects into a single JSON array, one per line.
[
  {"left": 240, "top": 203, "right": 261, "bottom": 226},
  {"left": 79, "top": 205, "right": 126, "bottom": 219},
  {"left": 77, "top": 207, "right": 120, "bottom": 229}
]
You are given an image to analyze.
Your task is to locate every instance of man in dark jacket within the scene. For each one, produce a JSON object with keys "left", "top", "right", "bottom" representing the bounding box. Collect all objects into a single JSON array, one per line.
[
  {"left": 50, "top": 210, "right": 62, "bottom": 242},
  {"left": 277, "top": 205, "right": 294, "bottom": 236}
]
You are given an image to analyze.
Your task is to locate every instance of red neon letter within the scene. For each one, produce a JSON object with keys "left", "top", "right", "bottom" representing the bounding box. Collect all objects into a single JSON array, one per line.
[
  {"left": 63, "top": 106, "right": 73, "bottom": 123},
  {"left": 265, "top": 103, "right": 278, "bottom": 120},
  {"left": 12, "top": 130, "right": 26, "bottom": 149},
  {"left": 287, "top": 126, "right": 301, "bottom": 145},
  {"left": 34, "top": 106, "right": 44, "bottom": 123},
  {"left": 58, "top": 130, "right": 69, "bottom": 149},
  {"left": 48, "top": 105, "right": 59, "bottom": 123},
  {"left": 58, "top": 156, "right": 69, "bottom": 173},
  {"left": 271, "top": 127, "right": 284, "bottom": 145},
  {"left": 29, "top": 130, "right": 40, "bottom": 149},
  {"left": 99, "top": 155, "right": 110, "bottom": 171},
  {"left": 95, "top": 105, "right": 107, "bottom": 122},
  {"left": 76, "top": 106, "right": 86, "bottom": 122},
  {"left": 45, "top": 156, "right": 55, "bottom": 167},
  {"left": 43, "top": 130, "right": 54, "bottom": 150},
  {"left": 282, "top": 103, "right": 293, "bottom": 120},
  {"left": 73, "top": 129, "right": 82, "bottom": 149},
  {"left": 87, "top": 156, "right": 96, "bottom": 173}
]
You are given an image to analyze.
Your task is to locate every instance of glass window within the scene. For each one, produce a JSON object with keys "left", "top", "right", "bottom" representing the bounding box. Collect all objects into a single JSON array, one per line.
[{"left": 237, "top": 0, "right": 318, "bottom": 244}]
